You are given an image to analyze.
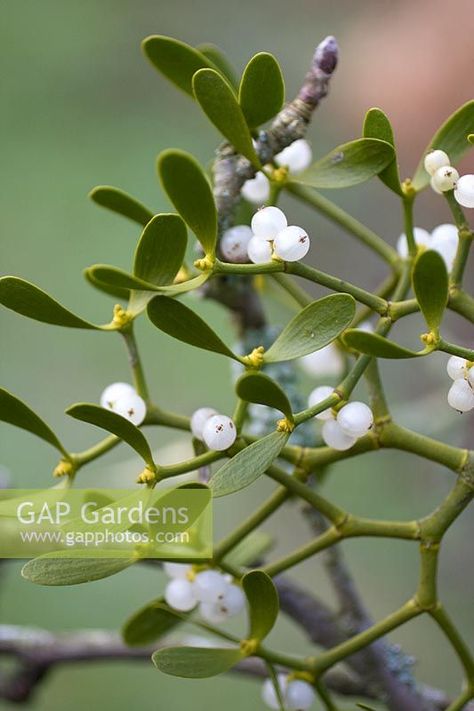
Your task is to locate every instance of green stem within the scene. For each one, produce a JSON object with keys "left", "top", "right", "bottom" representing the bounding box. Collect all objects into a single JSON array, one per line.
[
  {"left": 160, "top": 450, "right": 225, "bottom": 478},
  {"left": 438, "top": 338, "right": 474, "bottom": 362},
  {"left": 285, "top": 262, "right": 388, "bottom": 314},
  {"left": 430, "top": 604, "right": 474, "bottom": 680},
  {"left": 72, "top": 433, "right": 121, "bottom": 467},
  {"left": 121, "top": 325, "right": 149, "bottom": 402},
  {"left": 449, "top": 289, "right": 474, "bottom": 322},
  {"left": 271, "top": 272, "right": 313, "bottom": 308},
  {"left": 380, "top": 422, "right": 467, "bottom": 473},
  {"left": 445, "top": 190, "right": 473, "bottom": 288},
  {"left": 286, "top": 182, "right": 399, "bottom": 266},
  {"left": 402, "top": 194, "right": 416, "bottom": 257},
  {"left": 262, "top": 527, "right": 342, "bottom": 577}
]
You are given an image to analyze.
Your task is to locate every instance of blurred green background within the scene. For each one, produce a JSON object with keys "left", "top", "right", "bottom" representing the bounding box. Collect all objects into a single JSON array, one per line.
[{"left": 1, "top": 1, "right": 473, "bottom": 709}]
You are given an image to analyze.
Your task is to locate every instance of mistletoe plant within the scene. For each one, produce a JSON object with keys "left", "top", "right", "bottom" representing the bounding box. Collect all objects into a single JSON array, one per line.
[{"left": 1, "top": 31, "right": 474, "bottom": 711}]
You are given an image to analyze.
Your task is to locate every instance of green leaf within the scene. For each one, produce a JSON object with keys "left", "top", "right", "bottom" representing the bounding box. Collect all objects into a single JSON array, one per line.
[
  {"left": 22, "top": 552, "right": 134, "bottom": 586},
  {"left": 84, "top": 267, "right": 130, "bottom": 301},
  {"left": 196, "top": 43, "right": 237, "bottom": 88},
  {"left": 142, "top": 35, "right": 215, "bottom": 97},
  {"left": 66, "top": 403, "right": 155, "bottom": 468},
  {"left": 123, "top": 599, "right": 186, "bottom": 646},
  {"left": 152, "top": 646, "right": 242, "bottom": 678},
  {"left": 363, "top": 108, "right": 402, "bottom": 195},
  {"left": 86, "top": 267, "right": 208, "bottom": 298},
  {"left": 193, "top": 69, "right": 260, "bottom": 167},
  {"left": 147, "top": 296, "right": 239, "bottom": 361},
  {"left": 264, "top": 294, "right": 355, "bottom": 363},
  {"left": 0, "top": 277, "right": 101, "bottom": 329},
  {"left": 343, "top": 330, "right": 421, "bottom": 359},
  {"left": 158, "top": 149, "right": 217, "bottom": 255},
  {"left": 295, "top": 138, "right": 395, "bottom": 189},
  {"left": 357, "top": 705, "right": 378, "bottom": 711},
  {"left": 134, "top": 214, "right": 187, "bottom": 286},
  {"left": 239, "top": 53, "right": 284, "bottom": 128},
  {"left": 412, "top": 101, "right": 474, "bottom": 190},
  {"left": 242, "top": 570, "right": 279, "bottom": 640},
  {"left": 412, "top": 250, "right": 448, "bottom": 331},
  {"left": 236, "top": 372, "right": 293, "bottom": 422},
  {"left": 0, "top": 388, "right": 67, "bottom": 455},
  {"left": 223, "top": 531, "right": 274, "bottom": 568},
  {"left": 89, "top": 186, "right": 154, "bottom": 226},
  {"left": 211, "top": 431, "right": 289, "bottom": 497}
]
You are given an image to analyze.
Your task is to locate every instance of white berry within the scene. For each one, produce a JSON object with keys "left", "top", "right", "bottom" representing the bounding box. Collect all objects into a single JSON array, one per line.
[
  {"left": 219, "top": 584, "right": 246, "bottom": 616},
  {"left": 275, "top": 139, "right": 312, "bottom": 174},
  {"left": 337, "top": 401, "right": 373, "bottom": 438},
  {"left": 190, "top": 407, "right": 219, "bottom": 441},
  {"left": 164, "top": 578, "right": 197, "bottom": 611},
  {"left": 447, "top": 379, "right": 474, "bottom": 413},
  {"left": 202, "top": 415, "right": 237, "bottom": 451},
  {"left": 262, "top": 675, "right": 288, "bottom": 709},
  {"left": 431, "top": 223, "right": 459, "bottom": 271},
  {"left": 199, "top": 601, "right": 229, "bottom": 624},
  {"left": 241, "top": 171, "right": 270, "bottom": 204},
  {"left": 115, "top": 391, "right": 146, "bottom": 426},
  {"left": 468, "top": 367, "right": 474, "bottom": 388},
  {"left": 100, "top": 382, "right": 135, "bottom": 411},
  {"left": 322, "top": 419, "right": 357, "bottom": 450},
  {"left": 300, "top": 343, "right": 344, "bottom": 378},
  {"left": 163, "top": 562, "right": 192, "bottom": 579},
  {"left": 193, "top": 570, "right": 229, "bottom": 603},
  {"left": 430, "top": 175, "right": 443, "bottom": 195},
  {"left": 396, "top": 227, "right": 431, "bottom": 258},
  {"left": 251, "top": 206, "right": 288, "bottom": 240},
  {"left": 220, "top": 225, "right": 253, "bottom": 263},
  {"left": 454, "top": 174, "right": 474, "bottom": 208},
  {"left": 273, "top": 225, "right": 310, "bottom": 262},
  {"left": 424, "top": 150, "right": 450, "bottom": 176},
  {"left": 431, "top": 166, "right": 459, "bottom": 192},
  {"left": 308, "top": 385, "right": 335, "bottom": 421},
  {"left": 446, "top": 356, "right": 467, "bottom": 381},
  {"left": 247, "top": 235, "right": 273, "bottom": 264},
  {"left": 286, "top": 679, "right": 316, "bottom": 710}
]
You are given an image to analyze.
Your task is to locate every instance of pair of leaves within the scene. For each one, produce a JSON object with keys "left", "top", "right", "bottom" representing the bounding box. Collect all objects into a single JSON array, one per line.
[
  {"left": 152, "top": 571, "right": 278, "bottom": 678},
  {"left": 86, "top": 213, "right": 189, "bottom": 306},
  {"left": 0, "top": 388, "right": 67, "bottom": 457},
  {"left": 344, "top": 250, "right": 448, "bottom": 358},
  {"left": 294, "top": 137, "right": 395, "bottom": 189},
  {"left": 412, "top": 100, "right": 474, "bottom": 191},
  {"left": 147, "top": 293, "right": 355, "bottom": 366}
]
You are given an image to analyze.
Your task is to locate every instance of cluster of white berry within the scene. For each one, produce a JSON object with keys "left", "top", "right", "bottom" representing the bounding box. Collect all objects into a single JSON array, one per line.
[
  {"left": 191, "top": 407, "right": 237, "bottom": 451},
  {"left": 100, "top": 382, "right": 146, "bottom": 425},
  {"left": 248, "top": 206, "right": 311, "bottom": 264},
  {"left": 425, "top": 149, "right": 474, "bottom": 208},
  {"left": 308, "top": 387, "right": 374, "bottom": 451},
  {"left": 262, "top": 673, "right": 316, "bottom": 710},
  {"left": 397, "top": 224, "right": 459, "bottom": 270},
  {"left": 446, "top": 356, "right": 474, "bottom": 413},
  {"left": 163, "top": 563, "right": 245, "bottom": 623},
  {"left": 241, "top": 139, "right": 312, "bottom": 205}
]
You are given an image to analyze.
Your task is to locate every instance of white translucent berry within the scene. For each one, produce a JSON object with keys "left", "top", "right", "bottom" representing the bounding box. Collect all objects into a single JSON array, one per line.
[
  {"left": 247, "top": 235, "right": 273, "bottom": 264},
  {"left": 219, "top": 584, "right": 246, "bottom": 616},
  {"left": 164, "top": 578, "right": 197, "bottom": 611},
  {"left": 275, "top": 139, "right": 312, "bottom": 174},
  {"left": 241, "top": 171, "right": 270, "bottom": 204},
  {"left": 358, "top": 319, "right": 375, "bottom": 333},
  {"left": 220, "top": 225, "right": 253, "bottom": 263},
  {"left": 286, "top": 680, "right": 316, "bottom": 710},
  {"left": 424, "top": 150, "right": 450, "bottom": 176},
  {"left": 431, "top": 166, "right": 459, "bottom": 192},
  {"left": 251, "top": 206, "right": 288, "bottom": 240},
  {"left": 273, "top": 225, "right": 310, "bottom": 262},
  {"left": 163, "top": 562, "right": 192, "bottom": 579},
  {"left": 322, "top": 419, "right": 357, "bottom": 451},
  {"left": 454, "top": 174, "right": 474, "bottom": 208},
  {"left": 193, "top": 570, "right": 229, "bottom": 603},
  {"left": 396, "top": 227, "right": 431, "bottom": 258},
  {"left": 202, "top": 415, "right": 237, "bottom": 451},
  {"left": 308, "top": 385, "right": 335, "bottom": 421},
  {"left": 100, "top": 382, "right": 135, "bottom": 411},
  {"left": 337, "top": 401, "right": 373, "bottom": 438},
  {"left": 190, "top": 407, "right": 219, "bottom": 441},
  {"left": 262, "top": 675, "right": 288, "bottom": 709},
  {"left": 300, "top": 343, "right": 344, "bottom": 378},
  {"left": 430, "top": 176, "right": 443, "bottom": 195},
  {"left": 199, "top": 601, "right": 229, "bottom": 624},
  {"left": 115, "top": 391, "right": 146, "bottom": 426},
  {"left": 447, "top": 379, "right": 474, "bottom": 413},
  {"left": 446, "top": 356, "right": 467, "bottom": 381},
  {"left": 468, "top": 367, "right": 474, "bottom": 388},
  {"left": 431, "top": 223, "right": 459, "bottom": 271}
]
